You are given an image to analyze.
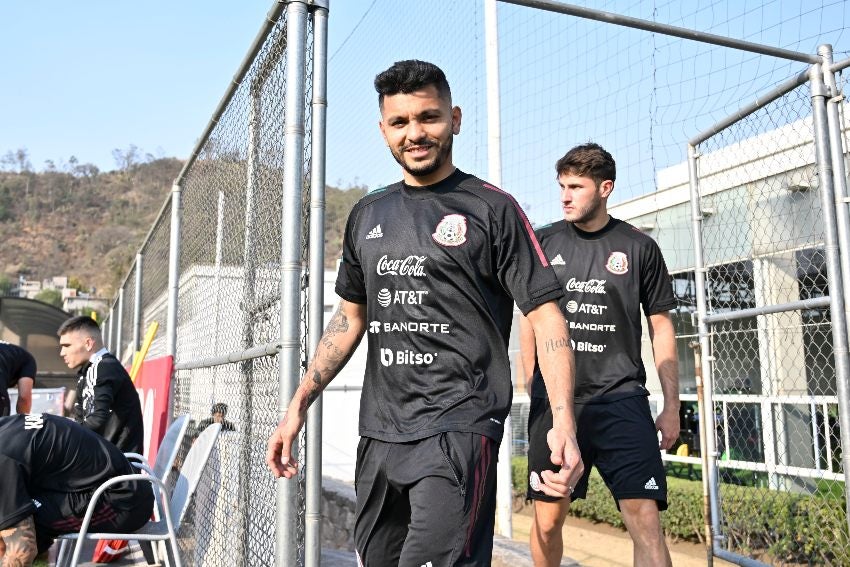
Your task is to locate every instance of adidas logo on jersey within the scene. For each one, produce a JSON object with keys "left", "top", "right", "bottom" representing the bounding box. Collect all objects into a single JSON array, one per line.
[
  {"left": 366, "top": 224, "right": 383, "bottom": 239},
  {"left": 644, "top": 477, "right": 659, "bottom": 490},
  {"left": 420, "top": 562, "right": 433, "bottom": 567},
  {"left": 550, "top": 254, "right": 565, "bottom": 266}
]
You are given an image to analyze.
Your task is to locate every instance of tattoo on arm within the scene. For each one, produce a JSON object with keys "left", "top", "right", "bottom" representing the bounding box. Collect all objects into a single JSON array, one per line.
[
  {"left": 544, "top": 337, "right": 570, "bottom": 353},
  {"left": 0, "top": 516, "right": 37, "bottom": 566},
  {"left": 326, "top": 304, "right": 350, "bottom": 335}
]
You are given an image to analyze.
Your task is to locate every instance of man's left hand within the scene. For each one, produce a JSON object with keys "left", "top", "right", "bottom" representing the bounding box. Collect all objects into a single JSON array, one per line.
[
  {"left": 656, "top": 407, "right": 680, "bottom": 451},
  {"left": 539, "top": 427, "right": 584, "bottom": 498}
]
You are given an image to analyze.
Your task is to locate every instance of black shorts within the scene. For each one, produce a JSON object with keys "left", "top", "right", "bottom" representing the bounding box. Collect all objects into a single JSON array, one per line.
[
  {"left": 30, "top": 488, "right": 153, "bottom": 553},
  {"left": 354, "top": 432, "right": 498, "bottom": 567},
  {"left": 526, "top": 395, "right": 668, "bottom": 510}
]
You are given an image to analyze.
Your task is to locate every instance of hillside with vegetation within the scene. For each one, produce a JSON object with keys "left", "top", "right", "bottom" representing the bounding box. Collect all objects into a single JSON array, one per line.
[{"left": 0, "top": 148, "right": 366, "bottom": 297}]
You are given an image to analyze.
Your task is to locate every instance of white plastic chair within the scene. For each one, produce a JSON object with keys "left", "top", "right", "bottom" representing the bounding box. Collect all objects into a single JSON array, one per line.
[
  {"left": 55, "top": 423, "right": 222, "bottom": 567},
  {"left": 125, "top": 415, "right": 191, "bottom": 488},
  {"left": 125, "top": 414, "right": 191, "bottom": 564}
]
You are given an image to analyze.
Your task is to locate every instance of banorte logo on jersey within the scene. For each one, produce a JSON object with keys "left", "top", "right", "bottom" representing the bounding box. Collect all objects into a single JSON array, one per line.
[
  {"left": 376, "top": 255, "right": 427, "bottom": 277},
  {"left": 432, "top": 214, "right": 468, "bottom": 247}
]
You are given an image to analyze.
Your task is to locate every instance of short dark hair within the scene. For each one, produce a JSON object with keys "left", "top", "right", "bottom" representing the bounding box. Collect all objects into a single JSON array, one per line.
[
  {"left": 556, "top": 143, "right": 616, "bottom": 187},
  {"left": 57, "top": 315, "right": 101, "bottom": 338},
  {"left": 374, "top": 60, "right": 451, "bottom": 107},
  {"left": 211, "top": 403, "right": 228, "bottom": 416}
]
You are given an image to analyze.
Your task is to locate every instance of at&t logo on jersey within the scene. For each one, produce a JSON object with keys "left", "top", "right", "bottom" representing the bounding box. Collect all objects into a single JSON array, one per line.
[
  {"left": 605, "top": 251, "right": 629, "bottom": 275},
  {"left": 432, "top": 214, "right": 468, "bottom": 247},
  {"left": 376, "top": 255, "right": 427, "bottom": 277},
  {"left": 565, "top": 278, "right": 607, "bottom": 294},
  {"left": 377, "top": 288, "right": 429, "bottom": 308},
  {"left": 565, "top": 301, "right": 608, "bottom": 316},
  {"left": 379, "top": 348, "right": 437, "bottom": 366}
]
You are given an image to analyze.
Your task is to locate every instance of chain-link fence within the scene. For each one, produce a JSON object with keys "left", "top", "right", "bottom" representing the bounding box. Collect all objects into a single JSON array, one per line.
[
  {"left": 140, "top": 199, "right": 172, "bottom": 359},
  {"left": 691, "top": 69, "right": 850, "bottom": 564},
  {"left": 169, "top": 5, "right": 317, "bottom": 566},
  {"left": 98, "top": 3, "right": 323, "bottom": 565}
]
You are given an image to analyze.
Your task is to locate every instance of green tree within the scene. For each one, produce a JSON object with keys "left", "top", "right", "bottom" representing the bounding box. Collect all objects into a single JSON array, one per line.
[
  {"left": 0, "top": 274, "right": 12, "bottom": 296},
  {"left": 67, "top": 276, "right": 86, "bottom": 292},
  {"left": 34, "top": 288, "right": 63, "bottom": 308}
]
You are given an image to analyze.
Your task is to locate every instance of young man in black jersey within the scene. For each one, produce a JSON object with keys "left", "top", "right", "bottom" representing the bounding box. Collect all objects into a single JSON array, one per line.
[
  {"left": 58, "top": 316, "right": 144, "bottom": 454},
  {"left": 0, "top": 341, "right": 36, "bottom": 416},
  {"left": 0, "top": 413, "right": 154, "bottom": 565},
  {"left": 521, "top": 143, "right": 679, "bottom": 567},
  {"left": 267, "top": 60, "right": 582, "bottom": 566}
]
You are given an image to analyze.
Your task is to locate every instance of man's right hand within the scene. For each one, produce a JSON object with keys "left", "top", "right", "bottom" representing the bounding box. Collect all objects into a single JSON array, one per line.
[{"left": 265, "top": 413, "right": 304, "bottom": 479}]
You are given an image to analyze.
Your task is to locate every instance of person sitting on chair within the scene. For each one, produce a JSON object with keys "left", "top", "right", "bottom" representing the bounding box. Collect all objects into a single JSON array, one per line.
[{"left": 0, "top": 413, "right": 154, "bottom": 565}]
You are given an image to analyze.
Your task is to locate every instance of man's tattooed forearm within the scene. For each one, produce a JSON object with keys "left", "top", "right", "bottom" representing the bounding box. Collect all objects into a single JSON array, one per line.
[
  {"left": 326, "top": 305, "right": 349, "bottom": 335},
  {"left": 545, "top": 336, "right": 570, "bottom": 353},
  {"left": 0, "top": 517, "right": 37, "bottom": 566}
]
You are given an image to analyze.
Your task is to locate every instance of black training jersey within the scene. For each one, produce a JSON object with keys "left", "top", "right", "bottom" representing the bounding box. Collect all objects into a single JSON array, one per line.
[
  {"left": 0, "top": 342, "right": 37, "bottom": 416},
  {"left": 74, "top": 351, "right": 144, "bottom": 453},
  {"left": 0, "top": 342, "right": 36, "bottom": 387},
  {"left": 0, "top": 414, "right": 141, "bottom": 531},
  {"left": 336, "top": 168, "right": 562, "bottom": 442},
  {"left": 530, "top": 218, "right": 676, "bottom": 402}
]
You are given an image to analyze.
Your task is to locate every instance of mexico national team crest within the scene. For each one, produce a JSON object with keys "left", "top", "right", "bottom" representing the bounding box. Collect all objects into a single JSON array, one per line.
[
  {"left": 432, "top": 214, "right": 468, "bottom": 247},
  {"left": 605, "top": 251, "right": 629, "bottom": 275}
]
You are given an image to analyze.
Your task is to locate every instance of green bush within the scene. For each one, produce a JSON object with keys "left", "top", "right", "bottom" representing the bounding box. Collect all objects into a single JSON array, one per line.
[{"left": 509, "top": 460, "right": 847, "bottom": 563}]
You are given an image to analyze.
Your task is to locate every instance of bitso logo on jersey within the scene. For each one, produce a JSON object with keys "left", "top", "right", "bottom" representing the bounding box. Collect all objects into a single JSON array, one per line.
[
  {"left": 432, "top": 214, "right": 468, "bottom": 246},
  {"left": 605, "top": 251, "right": 629, "bottom": 275}
]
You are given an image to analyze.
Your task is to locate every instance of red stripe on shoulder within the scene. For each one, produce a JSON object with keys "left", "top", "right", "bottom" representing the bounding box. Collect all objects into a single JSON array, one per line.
[{"left": 482, "top": 183, "right": 549, "bottom": 267}]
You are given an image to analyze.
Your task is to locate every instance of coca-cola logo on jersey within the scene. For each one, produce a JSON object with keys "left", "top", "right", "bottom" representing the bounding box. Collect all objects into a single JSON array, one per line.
[
  {"left": 564, "top": 278, "right": 607, "bottom": 294},
  {"left": 376, "top": 255, "right": 427, "bottom": 277}
]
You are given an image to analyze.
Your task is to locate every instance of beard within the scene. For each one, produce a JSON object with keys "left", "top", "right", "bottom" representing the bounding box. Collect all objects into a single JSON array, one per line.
[
  {"left": 390, "top": 134, "right": 453, "bottom": 180},
  {"left": 565, "top": 192, "right": 604, "bottom": 224}
]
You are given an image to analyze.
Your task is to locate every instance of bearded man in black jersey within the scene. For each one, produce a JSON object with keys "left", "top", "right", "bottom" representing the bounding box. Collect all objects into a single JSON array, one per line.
[
  {"left": 266, "top": 60, "right": 582, "bottom": 566},
  {"left": 0, "top": 413, "right": 154, "bottom": 565},
  {"left": 521, "top": 143, "right": 679, "bottom": 567}
]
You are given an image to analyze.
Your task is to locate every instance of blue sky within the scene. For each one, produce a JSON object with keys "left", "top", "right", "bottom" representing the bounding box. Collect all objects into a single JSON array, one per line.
[{"left": 0, "top": 1, "right": 364, "bottom": 172}]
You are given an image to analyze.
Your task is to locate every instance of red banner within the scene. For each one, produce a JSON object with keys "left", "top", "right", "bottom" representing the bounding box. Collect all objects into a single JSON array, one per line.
[{"left": 133, "top": 355, "right": 173, "bottom": 466}]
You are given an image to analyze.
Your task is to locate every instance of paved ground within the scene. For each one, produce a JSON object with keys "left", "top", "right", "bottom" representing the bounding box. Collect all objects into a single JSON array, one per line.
[{"left": 50, "top": 511, "right": 728, "bottom": 566}]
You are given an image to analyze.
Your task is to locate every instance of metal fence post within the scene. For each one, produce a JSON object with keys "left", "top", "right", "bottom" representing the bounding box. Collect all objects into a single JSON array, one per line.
[
  {"left": 812, "top": 48, "right": 850, "bottom": 534},
  {"left": 166, "top": 184, "right": 183, "bottom": 426},
  {"left": 485, "top": 0, "right": 513, "bottom": 539},
  {"left": 106, "top": 307, "right": 114, "bottom": 351},
  {"left": 687, "top": 143, "right": 724, "bottom": 549},
  {"left": 133, "top": 253, "right": 143, "bottom": 353},
  {"left": 116, "top": 288, "right": 124, "bottom": 361},
  {"left": 305, "top": 2, "right": 328, "bottom": 566},
  {"left": 690, "top": 341, "right": 714, "bottom": 565},
  {"left": 277, "top": 2, "right": 310, "bottom": 566}
]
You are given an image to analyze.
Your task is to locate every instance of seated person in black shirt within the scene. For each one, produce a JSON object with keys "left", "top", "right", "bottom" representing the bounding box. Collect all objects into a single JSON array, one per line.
[
  {"left": 58, "top": 316, "right": 144, "bottom": 453},
  {"left": 0, "top": 341, "right": 36, "bottom": 417},
  {"left": 0, "top": 414, "right": 154, "bottom": 565},
  {"left": 197, "top": 402, "right": 236, "bottom": 434}
]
